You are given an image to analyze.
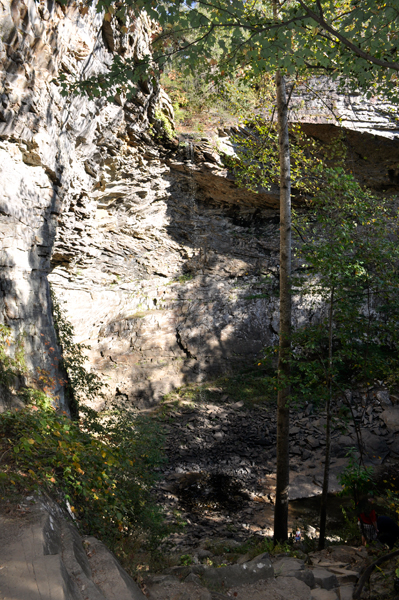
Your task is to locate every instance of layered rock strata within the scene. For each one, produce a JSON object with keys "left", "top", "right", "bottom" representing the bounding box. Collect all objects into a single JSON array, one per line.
[
  {"left": 49, "top": 142, "right": 285, "bottom": 406},
  {"left": 0, "top": 0, "right": 173, "bottom": 409},
  {"left": 290, "top": 77, "right": 399, "bottom": 140},
  {"left": 1, "top": 0, "right": 399, "bottom": 410}
]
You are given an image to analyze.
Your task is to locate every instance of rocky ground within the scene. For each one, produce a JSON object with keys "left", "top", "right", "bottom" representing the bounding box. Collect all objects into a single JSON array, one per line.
[
  {"left": 2, "top": 493, "right": 398, "bottom": 600},
  {"left": 143, "top": 547, "right": 369, "bottom": 600},
  {"left": 1, "top": 383, "right": 399, "bottom": 600},
  {"left": 148, "top": 382, "right": 399, "bottom": 553},
  {"left": 129, "top": 382, "right": 399, "bottom": 600}
]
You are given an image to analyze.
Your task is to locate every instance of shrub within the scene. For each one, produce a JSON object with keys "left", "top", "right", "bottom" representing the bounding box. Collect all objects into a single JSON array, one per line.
[
  {"left": 0, "top": 395, "right": 166, "bottom": 547},
  {"left": 0, "top": 324, "right": 26, "bottom": 408},
  {"left": 0, "top": 300, "right": 167, "bottom": 551},
  {"left": 154, "top": 110, "right": 175, "bottom": 141}
]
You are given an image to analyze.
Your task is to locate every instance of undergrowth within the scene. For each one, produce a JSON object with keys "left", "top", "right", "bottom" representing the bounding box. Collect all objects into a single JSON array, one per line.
[
  {"left": 163, "top": 363, "right": 276, "bottom": 407},
  {"left": 0, "top": 301, "right": 169, "bottom": 563},
  {"left": 0, "top": 396, "right": 166, "bottom": 547}
]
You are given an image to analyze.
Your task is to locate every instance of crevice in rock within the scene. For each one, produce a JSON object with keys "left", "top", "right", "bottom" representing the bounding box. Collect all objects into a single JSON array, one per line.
[{"left": 176, "top": 329, "right": 197, "bottom": 360}]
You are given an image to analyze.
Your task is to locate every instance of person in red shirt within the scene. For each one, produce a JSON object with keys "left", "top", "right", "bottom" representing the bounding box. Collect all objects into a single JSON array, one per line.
[
  {"left": 358, "top": 499, "right": 399, "bottom": 548},
  {"left": 358, "top": 505, "right": 378, "bottom": 546}
]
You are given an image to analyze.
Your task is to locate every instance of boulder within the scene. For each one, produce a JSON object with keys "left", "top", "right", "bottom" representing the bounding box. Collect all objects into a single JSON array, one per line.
[
  {"left": 328, "top": 545, "right": 358, "bottom": 564},
  {"left": 359, "top": 430, "right": 390, "bottom": 463},
  {"left": 228, "top": 576, "right": 312, "bottom": 600},
  {"left": 273, "top": 557, "right": 315, "bottom": 588},
  {"left": 376, "top": 390, "right": 392, "bottom": 407},
  {"left": 145, "top": 580, "right": 212, "bottom": 600},
  {"left": 311, "top": 568, "right": 339, "bottom": 590},
  {"left": 387, "top": 435, "right": 399, "bottom": 456},
  {"left": 326, "top": 567, "right": 358, "bottom": 585},
  {"left": 381, "top": 407, "right": 399, "bottom": 432},
  {"left": 201, "top": 553, "right": 274, "bottom": 588},
  {"left": 296, "top": 571, "right": 317, "bottom": 589},
  {"left": 0, "top": 498, "right": 146, "bottom": 600},
  {"left": 331, "top": 436, "right": 354, "bottom": 458},
  {"left": 310, "top": 590, "right": 338, "bottom": 600},
  {"left": 289, "top": 475, "right": 322, "bottom": 500},
  {"left": 339, "top": 585, "right": 355, "bottom": 600},
  {"left": 83, "top": 537, "right": 147, "bottom": 600},
  {"left": 273, "top": 557, "right": 305, "bottom": 576}
]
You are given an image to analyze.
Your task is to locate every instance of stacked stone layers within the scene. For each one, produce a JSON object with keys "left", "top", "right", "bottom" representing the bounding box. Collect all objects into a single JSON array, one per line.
[
  {"left": 0, "top": 0, "right": 172, "bottom": 409},
  {"left": 2, "top": 1, "right": 399, "bottom": 409}
]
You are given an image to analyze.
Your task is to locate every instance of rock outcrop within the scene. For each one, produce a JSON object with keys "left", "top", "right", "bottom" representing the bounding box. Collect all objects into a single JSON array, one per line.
[
  {"left": 1, "top": 0, "right": 399, "bottom": 410},
  {"left": 0, "top": 0, "right": 175, "bottom": 409},
  {"left": 290, "top": 77, "right": 399, "bottom": 140},
  {"left": 0, "top": 496, "right": 146, "bottom": 600}
]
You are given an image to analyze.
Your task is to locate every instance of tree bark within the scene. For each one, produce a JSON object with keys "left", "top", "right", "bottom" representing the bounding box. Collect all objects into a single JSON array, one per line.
[
  {"left": 318, "top": 286, "right": 334, "bottom": 549},
  {"left": 273, "top": 69, "right": 292, "bottom": 544}
]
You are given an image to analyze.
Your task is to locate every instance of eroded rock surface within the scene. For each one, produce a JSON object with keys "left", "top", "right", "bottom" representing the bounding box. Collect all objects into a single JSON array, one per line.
[
  {"left": 2, "top": 1, "right": 399, "bottom": 411},
  {"left": 1, "top": 0, "right": 287, "bottom": 409},
  {"left": 291, "top": 77, "right": 399, "bottom": 140},
  {"left": 0, "top": 497, "right": 146, "bottom": 600},
  {"left": 0, "top": 0, "right": 173, "bottom": 409}
]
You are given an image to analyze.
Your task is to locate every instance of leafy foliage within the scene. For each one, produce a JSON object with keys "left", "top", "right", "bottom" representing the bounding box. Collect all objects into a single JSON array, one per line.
[
  {"left": 0, "top": 396, "right": 166, "bottom": 546},
  {"left": 252, "top": 139, "right": 399, "bottom": 404},
  {"left": 160, "top": 53, "right": 263, "bottom": 129},
  {"left": 227, "top": 120, "right": 327, "bottom": 197},
  {"left": 289, "top": 168, "right": 399, "bottom": 398},
  {"left": 65, "top": 1, "right": 399, "bottom": 103},
  {"left": 153, "top": 109, "right": 174, "bottom": 140},
  {"left": 0, "top": 324, "right": 25, "bottom": 395},
  {"left": 338, "top": 453, "right": 375, "bottom": 504},
  {"left": 0, "top": 303, "right": 167, "bottom": 551}
]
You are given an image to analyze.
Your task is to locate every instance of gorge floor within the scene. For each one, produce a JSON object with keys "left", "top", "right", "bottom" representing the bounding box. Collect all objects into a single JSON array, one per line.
[{"left": 147, "top": 385, "right": 399, "bottom": 558}]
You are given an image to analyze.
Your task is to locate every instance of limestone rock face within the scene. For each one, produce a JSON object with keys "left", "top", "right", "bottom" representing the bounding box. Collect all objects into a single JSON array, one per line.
[
  {"left": 0, "top": 0, "right": 172, "bottom": 409},
  {"left": 291, "top": 77, "right": 399, "bottom": 139},
  {"left": 48, "top": 144, "right": 285, "bottom": 406},
  {"left": 1, "top": 1, "right": 399, "bottom": 410},
  {"left": 0, "top": 0, "right": 284, "bottom": 410}
]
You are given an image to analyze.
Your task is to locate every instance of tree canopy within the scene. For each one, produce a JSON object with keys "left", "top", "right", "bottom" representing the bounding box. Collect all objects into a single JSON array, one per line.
[{"left": 70, "top": 1, "right": 399, "bottom": 102}]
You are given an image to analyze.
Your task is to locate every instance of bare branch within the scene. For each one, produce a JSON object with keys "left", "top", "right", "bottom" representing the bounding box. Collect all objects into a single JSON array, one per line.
[{"left": 353, "top": 549, "right": 399, "bottom": 599}]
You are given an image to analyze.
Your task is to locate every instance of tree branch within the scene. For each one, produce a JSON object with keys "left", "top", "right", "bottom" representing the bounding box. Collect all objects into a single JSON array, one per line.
[
  {"left": 297, "top": 0, "right": 399, "bottom": 72},
  {"left": 353, "top": 549, "right": 399, "bottom": 599},
  {"left": 315, "top": 0, "right": 324, "bottom": 19}
]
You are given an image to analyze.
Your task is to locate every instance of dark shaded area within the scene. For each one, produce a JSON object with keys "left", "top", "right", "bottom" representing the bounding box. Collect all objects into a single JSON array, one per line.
[
  {"left": 176, "top": 472, "right": 249, "bottom": 513},
  {"left": 300, "top": 123, "right": 399, "bottom": 192},
  {"left": 353, "top": 548, "right": 399, "bottom": 599}
]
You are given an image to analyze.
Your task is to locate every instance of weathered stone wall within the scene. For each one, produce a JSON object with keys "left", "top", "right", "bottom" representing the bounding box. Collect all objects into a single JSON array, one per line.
[
  {"left": 48, "top": 142, "right": 285, "bottom": 407},
  {"left": 0, "top": 0, "right": 284, "bottom": 410},
  {"left": 2, "top": 2, "right": 399, "bottom": 411},
  {"left": 290, "top": 77, "right": 399, "bottom": 139},
  {"left": 0, "top": 0, "right": 173, "bottom": 409}
]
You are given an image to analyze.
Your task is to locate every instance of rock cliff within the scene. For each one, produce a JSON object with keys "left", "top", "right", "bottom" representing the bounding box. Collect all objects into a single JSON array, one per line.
[
  {"left": 1, "top": 1, "right": 399, "bottom": 410},
  {"left": 0, "top": 0, "right": 287, "bottom": 409},
  {"left": 0, "top": 0, "right": 176, "bottom": 409},
  {"left": 291, "top": 76, "right": 399, "bottom": 140}
]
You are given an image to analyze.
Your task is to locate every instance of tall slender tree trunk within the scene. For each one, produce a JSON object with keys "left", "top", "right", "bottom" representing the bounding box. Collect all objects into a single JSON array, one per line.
[
  {"left": 318, "top": 286, "right": 334, "bottom": 550},
  {"left": 273, "top": 69, "right": 292, "bottom": 543}
]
